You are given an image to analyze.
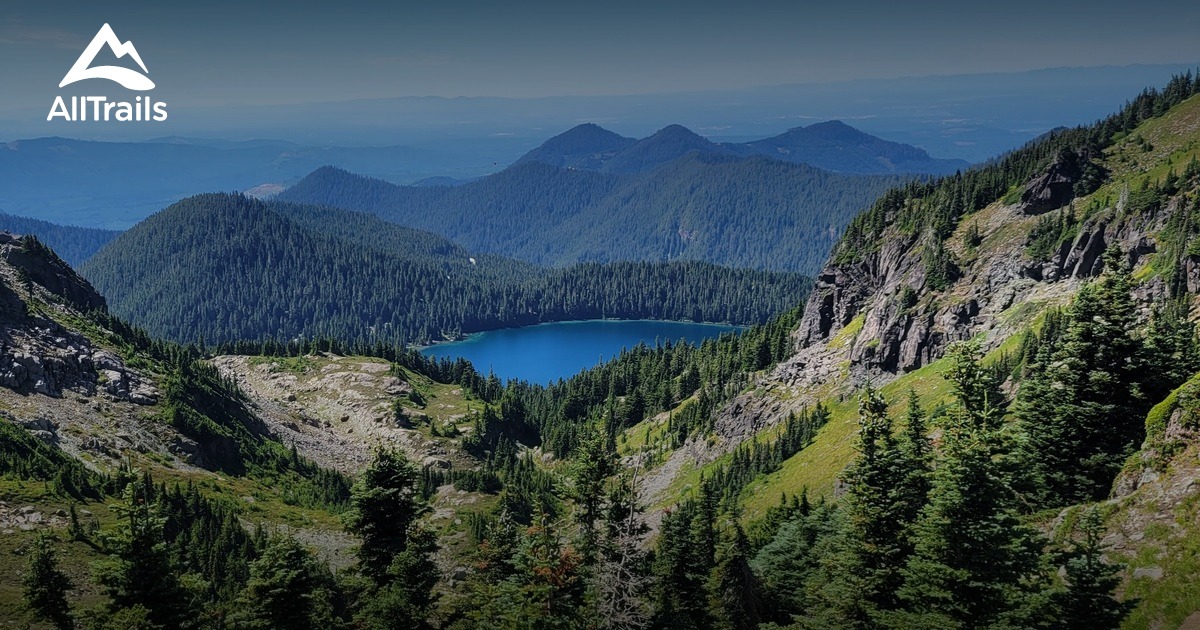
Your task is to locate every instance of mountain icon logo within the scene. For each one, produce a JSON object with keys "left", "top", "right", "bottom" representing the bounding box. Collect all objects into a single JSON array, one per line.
[{"left": 59, "top": 23, "right": 155, "bottom": 91}]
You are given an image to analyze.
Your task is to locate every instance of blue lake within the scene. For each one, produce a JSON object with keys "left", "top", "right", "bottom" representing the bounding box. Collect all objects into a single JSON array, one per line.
[{"left": 419, "top": 319, "right": 743, "bottom": 384}]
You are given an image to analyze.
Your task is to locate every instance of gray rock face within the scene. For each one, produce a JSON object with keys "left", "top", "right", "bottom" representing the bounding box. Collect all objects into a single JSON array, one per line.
[
  {"left": 0, "top": 238, "right": 159, "bottom": 405},
  {"left": 0, "top": 234, "right": 106, "bottom": 312},
  {"left": 1019, "top": 156, "right": 1080, "bottom": 215}
]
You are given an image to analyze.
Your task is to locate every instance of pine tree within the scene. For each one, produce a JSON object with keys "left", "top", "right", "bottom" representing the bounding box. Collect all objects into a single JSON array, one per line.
[
  {"left": 1016, "top": 248, "right": 1145, "bottom": 508},
  {"left": 92, "top": 484, "right": 197, "bottom": 628},
  {"left": 593, "top": 472, "right": 652, "bottom": 630},
  {"left": 67, "top": 504, "right": 84, "bottom": 541},
  {"left": 570, "top": 427, "right": 616, "bottom": 561},
  {"left": 711, "top": 524, "right": 763, "bottom": 630},
  {"left": 345, "top": 448, "right": 431, "bottom": 584},
  {"left": 811, "top": 386, "right": 932, "bottom": 627},
  {"left": 893, "top": 341, "right": 1045, "bottom": 629},
  {"left": 345, "top": 449, "right": 440, "bottom": 627},
  {"left": 231, "top": 534, "right": 336, "bottom": 629},
  {"left": 1049, "top": 509, "right": 1135, "bottom": 629},
  {"left": 356, "top": 527, "right": 441, "bottom": 629},
  {"left": 23, "top": 530, "right": 73, "bottom": 629},
  {"left": 1140, "top": 299, "right": 1200, "bottom": 404},
  {"left": 752, "top": 502, "right": 840, "bottom": 620},
  {"left": 653, "top": 502, "right": 715, "bottom": 630}
]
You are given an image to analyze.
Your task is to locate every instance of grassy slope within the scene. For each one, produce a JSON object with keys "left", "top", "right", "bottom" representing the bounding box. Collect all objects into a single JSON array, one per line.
[{"left": 731, "top": 94, "right": 1200, "bottom": 516}]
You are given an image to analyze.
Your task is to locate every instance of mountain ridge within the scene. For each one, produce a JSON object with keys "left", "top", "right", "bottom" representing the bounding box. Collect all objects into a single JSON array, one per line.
[
  {"left": 518, "top": 119, "right": 968, "bottom": 175},
  {"left": 279, "top": 155, "right": 907, "bottom": 274}
]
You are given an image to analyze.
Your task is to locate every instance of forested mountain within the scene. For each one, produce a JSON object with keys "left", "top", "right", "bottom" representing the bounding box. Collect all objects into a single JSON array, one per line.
[
  {"left": 586, "top": 73, "right": 1200, "bottom": 629},
  {"left": 513, "top": 123, "right": 636, "bottom": 170},
  {"left": 598, "top": 124, "right": 730, "bottom": 174},
  {"left": 279, "top": 155, "right": 907, "bottom": 273},
  {"left": 730, "top": 119, "right": 970, "bottom": 174},
  {"left": 0, "top": 213, "right": 119, "bottom": 266},
  {"left": 516, "top": 120, "right": 967, "bottom": 175},
  {"left": 79, "top": 193, "right": 810, "bottom": 345}
]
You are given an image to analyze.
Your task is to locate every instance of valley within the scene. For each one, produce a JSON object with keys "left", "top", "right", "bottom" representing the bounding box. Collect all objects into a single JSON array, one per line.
[{"left": 4, "top": 69, "right": 1200, "bottom": 630}]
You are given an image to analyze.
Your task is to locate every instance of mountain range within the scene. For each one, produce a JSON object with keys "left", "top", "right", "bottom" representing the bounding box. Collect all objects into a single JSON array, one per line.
[
  {"left": 516, "top": 120, "right": 968, "bottom": 175},
  {"left": 0, "top": 137, "right": 473, "bottom": 229},
  {"left": 279, "top": 153, "right": 908, "bottom": 274},
  {"left": 1, "top": 120, "right": 954, "bottom": 231}
]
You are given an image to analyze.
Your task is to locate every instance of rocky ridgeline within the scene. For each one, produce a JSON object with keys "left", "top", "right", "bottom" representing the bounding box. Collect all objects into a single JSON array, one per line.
[
  {"left": 0, "top": 232, "right": 158, "bottom": 406},
  {"left": 789, "top": 159, "right": 1174, "bottom": 388}
]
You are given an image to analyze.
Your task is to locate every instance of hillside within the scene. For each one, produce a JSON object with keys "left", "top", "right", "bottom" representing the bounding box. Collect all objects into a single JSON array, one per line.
[
  {"left": 279, "top": 155, "right": 907, "bottom": 274},
  {"left": 0, "top": 214, "right": 119, "bottom": 267},
  {"left": 12, "top": 79, "right": 1200, "bottom": 628},
  {"left": 79, "top": 193, "right": 811, "bottom": 345},
  {"left": 595, "top": 76, "right": 1200, "bottom": 628},
  {"left": 598, "top": 124, "right": 731, "bottom": 174},
  {"left": 0, "top": 230, "right": 551, "bottom": 626}
]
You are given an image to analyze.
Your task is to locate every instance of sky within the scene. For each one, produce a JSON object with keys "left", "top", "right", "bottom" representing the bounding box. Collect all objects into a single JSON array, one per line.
[{"left": 2, "top": 0, "right": 1199, "bottom": 114}]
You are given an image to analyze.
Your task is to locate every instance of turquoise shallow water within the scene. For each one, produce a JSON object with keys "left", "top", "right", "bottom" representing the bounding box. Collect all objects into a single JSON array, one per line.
[{"left": 419, "top": 319, "right": 742, "bottom": 384}]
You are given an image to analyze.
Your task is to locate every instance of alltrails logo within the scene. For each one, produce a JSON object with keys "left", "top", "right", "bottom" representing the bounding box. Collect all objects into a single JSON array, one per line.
[{"left": 47, "top": 24, "right": 168, "bottom": 122}]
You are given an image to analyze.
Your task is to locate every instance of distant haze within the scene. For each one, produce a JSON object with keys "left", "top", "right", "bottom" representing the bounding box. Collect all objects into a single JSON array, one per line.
[
  {"left": 0, "top": 1, "right": 1197, "bottom": 162},
  {"left": 2, "top": 0, "right": 1197, "bottom": 106}
]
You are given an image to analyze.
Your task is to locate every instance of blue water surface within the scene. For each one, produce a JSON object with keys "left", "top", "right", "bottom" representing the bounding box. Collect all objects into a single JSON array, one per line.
[{"left": 419, "top": 319, "right": 742, "bottom": 385}]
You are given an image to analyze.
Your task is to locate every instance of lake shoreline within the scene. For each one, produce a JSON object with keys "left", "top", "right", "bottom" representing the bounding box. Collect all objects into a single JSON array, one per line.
[
  {"left": 417, "top": 319, "right": 745, "bottom": 384},
  {"left": 412, "top": 317, "right": 748, "bottom": 351}
]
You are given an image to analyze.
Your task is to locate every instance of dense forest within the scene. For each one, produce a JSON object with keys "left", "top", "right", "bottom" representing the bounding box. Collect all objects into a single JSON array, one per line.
[
  {"left": 79, "top": 193, "right": 811, "bottom": 345},
  {"left": 278, "top": 154, "right": 907, "bottom": 274},
  {"left": 0, "top": 213, "right": 119, "bottom": 267}
]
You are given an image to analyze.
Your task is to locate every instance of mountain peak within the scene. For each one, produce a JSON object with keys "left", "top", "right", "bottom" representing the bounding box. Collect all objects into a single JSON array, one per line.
[
  {"left": 514, "top": 124, "right": 635, "bottom": 170},
  {"left": 738, "top": 120, "right": 968, "bottom": 174},
  {"left": 600, "top": 124, "right": 727, "bottom": 174}
]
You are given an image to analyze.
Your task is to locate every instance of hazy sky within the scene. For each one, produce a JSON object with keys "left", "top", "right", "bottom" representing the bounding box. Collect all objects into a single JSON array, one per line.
[{"left": 2, "top": 0, "right": 1198, "bottom": 112}]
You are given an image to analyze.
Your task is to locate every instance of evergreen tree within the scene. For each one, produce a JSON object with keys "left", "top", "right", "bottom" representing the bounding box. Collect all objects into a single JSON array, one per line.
[
  {"left": 345, "top": 449, "right": 440, "bottom": 627},
  {"left": 711, "top": 524, "right": 763, "bottom": 630},
  {"left": 1049, "top": 509, "right": 1135, "bottom": 629},
  {"left": 593, "top": 473, "right": 652, "bottom": 630},
  {"left": 23, "top": 530, "right": 73, "bottom": 629},
  {"left": 752, "top": 503, "right": 840, "bottom": 621},
  {"left": 345, "top": 448, "right": 431, "bottom": 584},
  {"left": 1015, "top": 248, "right": 1145, "bottom": 508},
  {"left": 1140, "top": 299, "right": 1200, "bottom": 404},
  {"left": 653, "top": 502, "right": 715, "bottom": 629},
  {"left": 809, "top": 386, "right": 931, "bottom": 628},
  {"left": 356, "top": 527, "right": 441, "bottom": 629},
  {"left": 459, "top": 512, "right": 586, "bottom": 629},
  {"left": 92, "top": 484, "right": 197, "bottom": 628},
  {"left": 893, "top": 341, "right": 1045, "bottom": 629},
  {"left": 569, "top": 427, "right": 616, "bottom": 560},
  {"left": 231, "top": 534, "right": 337, "bottom": 629}
]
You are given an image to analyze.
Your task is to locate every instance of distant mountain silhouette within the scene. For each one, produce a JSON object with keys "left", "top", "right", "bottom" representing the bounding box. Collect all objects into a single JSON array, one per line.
[
  {"left": 599, "top": 125, "right": 733, "bottom": 174},
  {"left": 729, "top": 120, "right": 968, "bottom": 174},
  {"left": 517, "top": 120, "right": 967, "bottom": 175},
  {"left": 514, "top": 123, "right": 635, "bottom": 170}
]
